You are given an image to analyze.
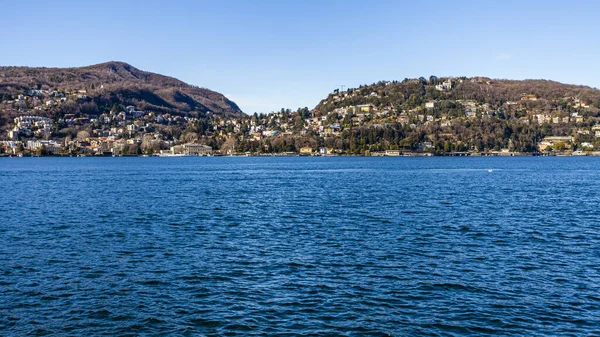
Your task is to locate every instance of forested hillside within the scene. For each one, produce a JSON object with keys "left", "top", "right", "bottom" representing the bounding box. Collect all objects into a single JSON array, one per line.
[{"left": 0, "top": 61, "right": 243, "bottom": 118}]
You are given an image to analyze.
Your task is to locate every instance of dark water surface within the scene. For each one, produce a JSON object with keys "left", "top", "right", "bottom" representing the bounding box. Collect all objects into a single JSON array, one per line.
[{"left": 1, "top": 157, "right": 600, "bottom": 336}]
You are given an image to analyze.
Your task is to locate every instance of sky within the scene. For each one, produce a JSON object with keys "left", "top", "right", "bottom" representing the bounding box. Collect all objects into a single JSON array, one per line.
[{"left": 1, "top": 0, "right": 599, "bottom": 114}]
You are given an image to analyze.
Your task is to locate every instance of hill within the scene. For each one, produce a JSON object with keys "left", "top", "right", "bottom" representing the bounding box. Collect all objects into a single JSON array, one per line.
[
  {"left": 0, "top": 61, "right": 243, "bottom": 118},
  {"left": 245, "top": 76, "right": 600, "bottom": 155},
  {"left": 5, "top": 73, "right": 600, "bottom": 156},
  {"left": 314, "top": 77, "right": 600, "bottom": 115}
]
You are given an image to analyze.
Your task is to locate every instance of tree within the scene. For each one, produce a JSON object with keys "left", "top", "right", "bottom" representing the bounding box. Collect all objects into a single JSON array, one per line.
[
  {"left": 80, "top": 102, "right": 99, "bottom": 116},
  {"left": 76, "top": 131, "right": 90, "bottom": 140},
  {"left": 127, "top": 144, "right": 140, "bottom": 155},
  {"left": 36, "top": 145, "right": 48, "bottom": 156},
  {"left": 182, "top": 132, "right": 198, "bottom": 143}
]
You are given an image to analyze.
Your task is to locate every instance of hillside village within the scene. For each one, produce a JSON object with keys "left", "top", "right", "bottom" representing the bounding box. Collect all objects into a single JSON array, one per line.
[{"left": 2, "top": 76, "right": 600, "bottom": 156}]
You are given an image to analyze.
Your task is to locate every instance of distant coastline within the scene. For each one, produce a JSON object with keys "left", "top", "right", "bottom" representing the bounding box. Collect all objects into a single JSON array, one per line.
[
  {"left": 3, "top": 151, "right": 600, "bottom": 158},
  {"left": 3, "top": 64, "right": 600, "bottom": 158}
]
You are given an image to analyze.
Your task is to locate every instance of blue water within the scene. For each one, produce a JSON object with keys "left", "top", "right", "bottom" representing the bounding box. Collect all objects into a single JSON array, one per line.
[{"left": 1, "top": 157, "right": 600, "bottom": 336}]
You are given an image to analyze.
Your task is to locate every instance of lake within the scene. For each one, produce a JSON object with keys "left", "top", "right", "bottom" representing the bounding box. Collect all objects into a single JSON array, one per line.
[{"left": 1, "top": 157, "right": 599, "bottom": 336}]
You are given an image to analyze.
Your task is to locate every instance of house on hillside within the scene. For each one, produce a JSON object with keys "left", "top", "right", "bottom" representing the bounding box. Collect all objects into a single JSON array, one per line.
[
  {"left": 435, "top": 79, "right": 453, "bottom": 91},
  {"left": 521, "top": 94, "right": 538, "bottom": 101},
  {"left": 300, "top": 146, "right": 314, "bottom": 155},
  {"left": 357, "top": 104, "right": 374, "bottom": 113}
]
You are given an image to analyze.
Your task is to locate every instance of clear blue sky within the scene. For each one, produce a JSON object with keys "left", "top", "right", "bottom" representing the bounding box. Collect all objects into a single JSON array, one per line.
[{"left": 1, "top": 0, "right": 598, "bottom": 114}]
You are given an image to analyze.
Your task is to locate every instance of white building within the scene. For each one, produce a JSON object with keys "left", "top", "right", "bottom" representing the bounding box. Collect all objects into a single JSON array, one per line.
[
  {"left": 171, "top": 143, "right": 213, "bottom": 156},
  {"left": 435, "top": 79, "right": 453, "bottom": 91}
]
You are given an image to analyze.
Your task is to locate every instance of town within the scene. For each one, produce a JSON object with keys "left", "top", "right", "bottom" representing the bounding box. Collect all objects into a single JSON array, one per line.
[{"left": 2, "top": 76, "right": 600, "bottom": 157}]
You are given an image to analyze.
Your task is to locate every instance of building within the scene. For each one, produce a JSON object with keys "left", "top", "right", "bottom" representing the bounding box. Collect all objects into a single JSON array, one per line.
[
  {"left": 0, "top": 141, "right": 19, "bottom": 154},
  {"left": 535, "top": 114, "right": 551, "bottom": 124},
  {"left": 300, "top": 146, "right": 313, "bottom": 155},
  {"left": 26, "top": 140, "right": 62, "bottom": 154},
  {"left": 126, "top": 105, "right": 145, "bottom": 118},
  {"left": 357, "top": 104, "right": 374, "bottom": 113},
  {"left": 418, "top": 142, "right": 434, "bottom": 151},
  {"left": 521, "top": 94, "right": 538, "bottom": 101},
  {"left": 435, "top": 79, "right": 453, "bottom": 91},
  {"left": 397, "top": 114, "right": 409, "bottom": 124},
  {"left": 170, "top": 143, "right": 213, "bottom": 156},
  {"left": 8, "top": 128, "right": 19, "bottom": 140},
  {"left": 181, "top": 143, "right": 212, "bottom": 156},
  {"left": 537, "top": 136, "right": 574, "bottom": 151},
  {"left": 319, "top": 147, "right": 335, "bottom": 155},
  {"left": 574, "top": 101, "right": 590, "bottom": 108}
]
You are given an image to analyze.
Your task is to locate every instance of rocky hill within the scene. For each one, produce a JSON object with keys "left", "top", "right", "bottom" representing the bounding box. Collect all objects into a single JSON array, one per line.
[{"left": 0, "top": 61, "right": 243, "bottom": 117}]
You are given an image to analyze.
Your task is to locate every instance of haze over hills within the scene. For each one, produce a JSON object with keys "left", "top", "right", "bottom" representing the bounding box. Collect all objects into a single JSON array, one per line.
[{"left": 0, "top": 61, "right": 243, "bottom": 117}]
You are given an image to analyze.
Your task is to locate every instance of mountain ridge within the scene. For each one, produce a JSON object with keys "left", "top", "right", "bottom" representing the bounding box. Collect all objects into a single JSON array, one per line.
[{"left": 0, "top": 61, "right": 243, "bottom": 117}]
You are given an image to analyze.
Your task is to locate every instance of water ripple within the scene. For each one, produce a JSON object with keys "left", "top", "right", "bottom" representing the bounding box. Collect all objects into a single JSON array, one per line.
[{"left": 1, "top": 157, "right": 600, "bottom": 335}]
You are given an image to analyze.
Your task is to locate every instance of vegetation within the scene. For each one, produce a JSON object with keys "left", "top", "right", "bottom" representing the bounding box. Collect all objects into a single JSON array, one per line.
[
  {"left": 209, "top": 77, "right": 600, "bottom": 155},
  {"left": 4, "top": 66, "right": 600, "bottom": 156},
  {"left": 0, "top": 61, "right": 242, "bottom": 118}
]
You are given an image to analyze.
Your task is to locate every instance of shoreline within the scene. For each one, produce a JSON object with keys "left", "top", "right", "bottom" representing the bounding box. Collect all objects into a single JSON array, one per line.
[{"left": 2, "top": 152, "right": 600, "bottom": 158}]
